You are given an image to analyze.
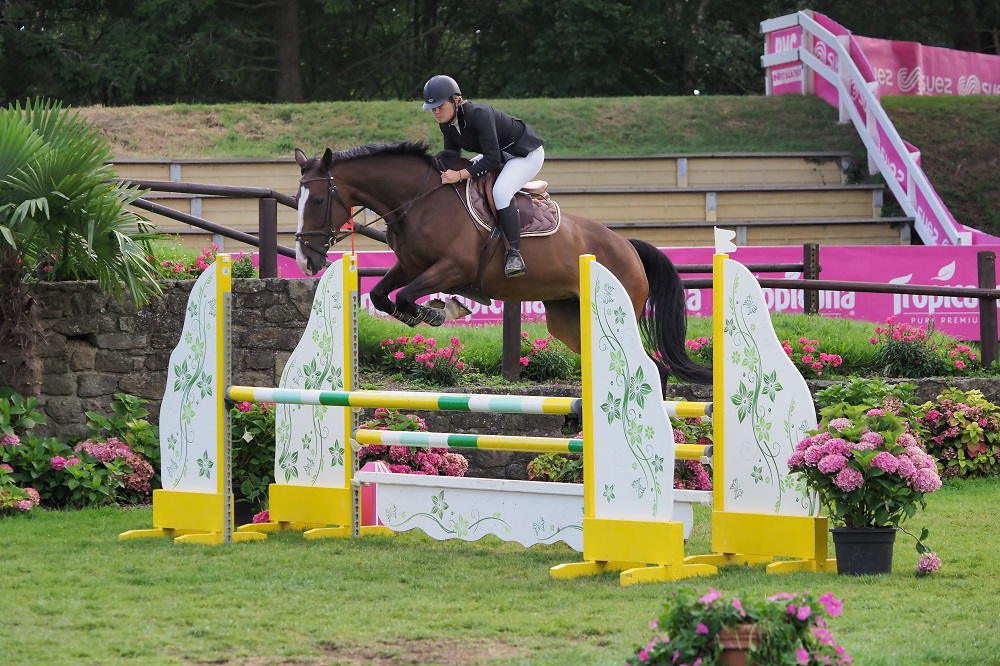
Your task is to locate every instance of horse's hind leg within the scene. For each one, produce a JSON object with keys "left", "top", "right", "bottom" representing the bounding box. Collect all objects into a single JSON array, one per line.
[{"left": 542, "top": 299, "right": 582, "bottom": 354}]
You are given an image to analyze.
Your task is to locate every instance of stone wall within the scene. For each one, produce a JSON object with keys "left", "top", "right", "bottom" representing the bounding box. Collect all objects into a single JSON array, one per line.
[
  {"left": 26, "top": 279, "right": 579, "bottom": 478},
  {"left": 30, "top": 279, "right": 321, "bottom": 438}
]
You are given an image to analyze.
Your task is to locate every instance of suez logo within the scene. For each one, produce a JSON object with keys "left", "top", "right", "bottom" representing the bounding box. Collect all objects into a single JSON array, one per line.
[
  {"left": 875, "top": 68, "right": 1000, "bottom": 96},
  {"left": 877, "top": 139, "right": 907, "bottom": 185},
  {"left": 890, "top": 262, "right": 978, "bottom": 316},
  {"left": 684, "top": 274, "right": 855, "bottom": 315}
]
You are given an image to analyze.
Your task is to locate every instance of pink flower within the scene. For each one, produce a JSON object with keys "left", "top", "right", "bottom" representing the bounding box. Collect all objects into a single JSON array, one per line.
[
  {"left": 817, "top": 454, "right": 847, "bottom": 474},
  {"left": 911, "top": 467, "right": 942, "bottom": 493},
  {"left": 796, "top": 647, "right": 810, "bottom": 663},
  {"left": 236, "top": 401, "right": 254, "bottom": 413},
  {"left": 17, "top": 499, "right": 33, "bottom": 511},
  {"left": 833, "top": 466, "right": 864, "bottom": 492},
  {"left": 0, "top": 463, "right": 12, "bottom": 472},
  {"left": 66, "top": 457, "right": 81, "bottom": 467},
  {"left": 916, "top": 552, "right": 941, "bottom": 574},
  {"left": 870, "top": 451, "right": 899, "bottom": 473},
  {"left": 732, "top": 597, "right": 746, "bottom": 617},
  {"left": 803, "top": 445, "right": 825, "bottom": 466},
  {"left": 394, "top": 351, "right": 405, "bottom": 360},
  {"left": 252, "top": 510, "right": 270, "bottom": 523},
  {"left": 827, "top": 418, "right": 852, "bottom": 431},
  {"left": 796, "top": 605, "right": 812, "bottom": 621},
  {"left": 699, "top": 588, "right": 722, "bottom": 605},
  {"left": 787, "top": 451, "right": 805, "bottom": 469},
  {"left": 50, "top": 456, "right": 68, "bottom": 471},
  {"left": 695, "top": 622, "right": 709, "bottom": 635},
  {"left": 818, "top": 593, "right": 843, "bottom": 617},
  {"left": 0, "top": 434, "right": 21, "bottom": 447}
]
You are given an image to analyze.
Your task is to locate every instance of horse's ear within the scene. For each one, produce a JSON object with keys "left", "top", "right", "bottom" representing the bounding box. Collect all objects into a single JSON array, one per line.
[
  {"left": 294, "top": 148, "right": 307, "bottom": 166},
  {"left": 322, "top": 148, "right": 334, "bottom": 170}
]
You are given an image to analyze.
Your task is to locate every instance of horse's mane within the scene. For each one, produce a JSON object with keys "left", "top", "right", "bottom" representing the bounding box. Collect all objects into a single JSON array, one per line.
[{"left": 330, "top": 140, "right": 434, "bottom": 165}]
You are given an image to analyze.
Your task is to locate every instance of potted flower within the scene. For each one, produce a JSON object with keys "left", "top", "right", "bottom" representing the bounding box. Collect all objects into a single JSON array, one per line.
[
  {"left": 626, "top": 587, "right": 851, "bottom": 665},
  {"left": 788, "top": 406, "right": 942, "bottom": 575}
]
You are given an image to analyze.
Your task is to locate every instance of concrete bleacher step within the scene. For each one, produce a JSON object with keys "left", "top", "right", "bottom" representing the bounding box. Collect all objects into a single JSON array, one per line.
[{"left": 115, "top": 152, "right": 902, "bottom": 253}]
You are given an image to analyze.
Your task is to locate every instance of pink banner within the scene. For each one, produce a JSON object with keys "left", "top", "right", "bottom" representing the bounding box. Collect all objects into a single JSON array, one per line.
[
  {"left": 855, "top": 36, "right": 1000, "bottom": 96},
  {"left": 767, "top": 26, "right": 805, "bottom": 94},
  {"left": 258, "top": 246, "right": 998, "bottom": 341}
]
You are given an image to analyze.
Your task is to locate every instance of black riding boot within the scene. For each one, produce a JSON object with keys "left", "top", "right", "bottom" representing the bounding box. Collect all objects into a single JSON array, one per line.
[{"left": 497, "top": 202, "right": 526, "bottom": 278}]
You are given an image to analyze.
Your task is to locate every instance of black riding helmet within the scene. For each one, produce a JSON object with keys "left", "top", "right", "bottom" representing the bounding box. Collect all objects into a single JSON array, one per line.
[{"left": 422, "top": 75, "right": 461, "bottom": 110}]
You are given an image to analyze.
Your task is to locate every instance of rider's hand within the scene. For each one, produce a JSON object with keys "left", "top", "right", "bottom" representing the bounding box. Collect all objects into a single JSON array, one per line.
[{"left": 441, "top": 169, "right": 465, "bottom": 184}]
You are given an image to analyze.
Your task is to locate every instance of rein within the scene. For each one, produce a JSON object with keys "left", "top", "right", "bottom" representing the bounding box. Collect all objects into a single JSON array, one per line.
[{"left": 296, "top": 164, "right": 445, "bottom": 254}]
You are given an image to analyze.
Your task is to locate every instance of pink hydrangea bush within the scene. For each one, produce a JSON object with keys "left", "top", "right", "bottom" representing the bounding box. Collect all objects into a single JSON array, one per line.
[
  {"left": 672, "top": 416, "right": 713, "bottom": 491},
  {"left": 914, "top": 388, "right": 1000, "bottom": 478},
  {"left": 0, "top": 463, "right": 40, "bottom": 515},
  {"left": 790, "top": 407, "right": 943, "bottom": 573},
  {"left": 357, "top": 408, "right": 469, "bottom": 477},
  {"left": 377, "top": 334, "right": 470, "bottom": 386},
  {"left": 789, "top": 408, "right": 941, "bottom": 529},
  {"left": 75, "top": 437, "right": 156, "bottom": 495}
]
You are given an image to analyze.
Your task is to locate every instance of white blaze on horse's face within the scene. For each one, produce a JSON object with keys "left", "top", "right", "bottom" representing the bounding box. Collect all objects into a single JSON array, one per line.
[{"left": 296, "top": 184, "right": 313, "bottom": 275}]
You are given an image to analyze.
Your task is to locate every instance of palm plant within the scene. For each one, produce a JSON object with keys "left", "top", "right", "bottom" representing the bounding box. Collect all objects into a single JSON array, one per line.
[{"left": 0, "top": 98, "right": 163, "bottom": 393}]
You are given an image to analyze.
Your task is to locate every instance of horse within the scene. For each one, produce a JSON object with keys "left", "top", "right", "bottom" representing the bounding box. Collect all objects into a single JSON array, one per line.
[{"left": 293, "top": 141, "right": 712, "bottom": 386}]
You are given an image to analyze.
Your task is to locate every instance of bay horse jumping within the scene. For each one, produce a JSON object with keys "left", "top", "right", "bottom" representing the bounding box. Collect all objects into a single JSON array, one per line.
[{"left": 293, "top": 141, "right": 712, "bottom": 386}]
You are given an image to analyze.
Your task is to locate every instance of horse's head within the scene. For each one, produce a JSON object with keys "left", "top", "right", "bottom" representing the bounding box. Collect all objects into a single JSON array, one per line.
[{"left": 294, "top": 147, "right": 348, "bottom": 276}]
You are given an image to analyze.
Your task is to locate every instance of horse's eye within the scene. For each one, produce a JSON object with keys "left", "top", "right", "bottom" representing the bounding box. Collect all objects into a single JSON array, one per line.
[{"left": 311, "top": 198, "right": 324, "bottom": 207}]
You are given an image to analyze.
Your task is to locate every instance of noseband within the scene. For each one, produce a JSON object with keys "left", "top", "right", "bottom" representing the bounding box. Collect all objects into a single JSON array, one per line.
[{"left": 295, "top": 163, "right": 445, "bottom": 257}]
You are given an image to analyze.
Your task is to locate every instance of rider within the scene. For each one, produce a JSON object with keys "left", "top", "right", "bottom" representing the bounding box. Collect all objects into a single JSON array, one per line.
[{"left": 421, "top": 74, "right": 545, "bottom": 278}]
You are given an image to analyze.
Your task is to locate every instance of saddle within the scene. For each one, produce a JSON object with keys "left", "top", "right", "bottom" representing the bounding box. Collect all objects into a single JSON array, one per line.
[{"left": 437, "top": 154, "right": 561, "bottom": 236}]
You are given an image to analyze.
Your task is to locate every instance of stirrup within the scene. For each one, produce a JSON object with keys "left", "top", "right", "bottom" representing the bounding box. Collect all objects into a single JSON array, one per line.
[{"left": 504, "top": 249, "right": 526, "bottom": 278}]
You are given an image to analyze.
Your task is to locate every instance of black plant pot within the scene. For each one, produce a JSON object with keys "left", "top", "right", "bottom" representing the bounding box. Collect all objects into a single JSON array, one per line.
[
  {"left": 231, "top": 482, "right": 257, "bottom": 528},
  {"left": 831, "top": 527, "right": 897, "bottom": 575}
]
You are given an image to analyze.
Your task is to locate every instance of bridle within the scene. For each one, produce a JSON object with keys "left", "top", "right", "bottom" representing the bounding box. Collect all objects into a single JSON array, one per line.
[
  {"left": 295, "top": 172, "right": 359, "bottom": 258},
  {"left": 295, "top": 163, "right": 445, "bottom": 258}
]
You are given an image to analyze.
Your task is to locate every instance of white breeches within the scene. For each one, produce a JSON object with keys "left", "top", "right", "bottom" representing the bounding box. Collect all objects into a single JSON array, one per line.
[{"left": 491, "top": 146, "right": 545, "bottom": 208}]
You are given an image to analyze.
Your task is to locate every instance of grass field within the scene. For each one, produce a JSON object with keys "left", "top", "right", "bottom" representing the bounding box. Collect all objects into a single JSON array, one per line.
[{"left": 3, "top": 478, "right": 998, "bottom": 665}]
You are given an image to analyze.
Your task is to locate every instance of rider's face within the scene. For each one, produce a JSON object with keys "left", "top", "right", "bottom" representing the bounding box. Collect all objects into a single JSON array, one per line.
[{"left": 430, "top": 100, "right": 456, "bottom": 124}]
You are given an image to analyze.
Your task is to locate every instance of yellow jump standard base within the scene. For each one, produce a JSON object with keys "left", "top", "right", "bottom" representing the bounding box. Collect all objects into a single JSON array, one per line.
[
  {"left": 118, "top": 489, "right": 266, "bottom": 544},
  {"left": 550, "top": 518, "right": 717, "bottom": 586}
]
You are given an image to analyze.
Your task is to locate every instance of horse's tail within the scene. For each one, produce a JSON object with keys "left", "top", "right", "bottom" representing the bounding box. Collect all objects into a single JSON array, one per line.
[{"left": 629, "top": 239, "right": 714, "bottom": 386}]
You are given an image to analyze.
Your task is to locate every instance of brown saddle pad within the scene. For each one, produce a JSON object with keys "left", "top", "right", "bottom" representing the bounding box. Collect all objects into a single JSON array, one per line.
[{"left": 464, "top": 180, "right": 561, "bottom": 236}]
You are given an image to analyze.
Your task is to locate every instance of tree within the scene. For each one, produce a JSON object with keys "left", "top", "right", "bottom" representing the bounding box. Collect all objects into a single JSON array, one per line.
[{"left": 0, "top": 99, "right": 162, "bottom": 393}]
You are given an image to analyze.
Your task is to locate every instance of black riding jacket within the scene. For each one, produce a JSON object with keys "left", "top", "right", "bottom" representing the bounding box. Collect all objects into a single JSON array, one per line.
[{"left": 437, "top": 101, "right": 544, "bottom": 180}]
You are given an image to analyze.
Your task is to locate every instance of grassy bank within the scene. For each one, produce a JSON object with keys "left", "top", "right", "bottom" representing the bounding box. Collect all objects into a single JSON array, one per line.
[
  {"left": 82, "top": 94, "right": 1000, "bottom": 235},
  {"left": 2, "top": 478, "right": 998, "bottom": 665}
]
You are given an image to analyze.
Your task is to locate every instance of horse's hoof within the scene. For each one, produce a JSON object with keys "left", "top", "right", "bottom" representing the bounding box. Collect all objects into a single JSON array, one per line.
[{"left": 420, "top": 307, "right": 446, "bottom": 326}]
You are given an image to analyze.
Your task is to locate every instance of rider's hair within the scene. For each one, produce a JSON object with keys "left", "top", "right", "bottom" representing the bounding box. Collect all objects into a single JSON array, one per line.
[{"left": 452, "top": 94, "right": 465, "bottom": 105}]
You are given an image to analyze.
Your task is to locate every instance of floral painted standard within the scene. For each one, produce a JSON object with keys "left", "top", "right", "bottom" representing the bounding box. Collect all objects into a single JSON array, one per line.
[
  {"left": 160, "top": 266, "right": 218, "bottom": 491},
  {"left": 719, "top": 257, "right": 817, "bottom": 517},
  {"left": 274, "top": 261, "right": 346, "bottom": 487}
]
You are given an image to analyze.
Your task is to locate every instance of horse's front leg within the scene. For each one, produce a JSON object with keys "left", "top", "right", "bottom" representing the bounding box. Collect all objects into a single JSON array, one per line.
[
  {"left": 393, "top": 262, "right": 465, "bottom": 328},
  {"left": 369, "top": 262, "right": 421, "bottom": 326}
]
